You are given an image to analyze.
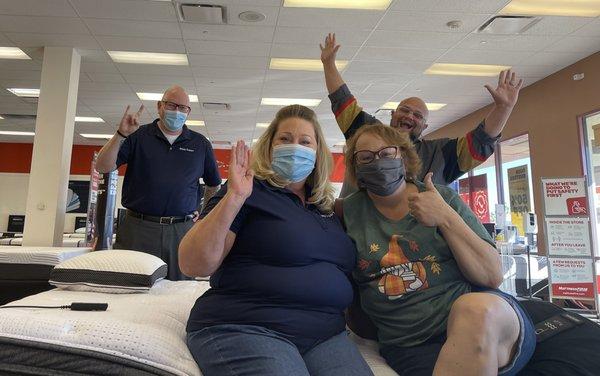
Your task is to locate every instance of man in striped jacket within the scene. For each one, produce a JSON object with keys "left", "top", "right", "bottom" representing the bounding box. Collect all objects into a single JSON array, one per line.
[{"left": 320, "top": 33, "right": 523, "bottom": 189}]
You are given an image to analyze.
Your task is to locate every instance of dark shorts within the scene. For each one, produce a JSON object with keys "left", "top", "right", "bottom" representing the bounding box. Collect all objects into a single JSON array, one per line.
[{"left": 380, "top": 289, "right": 536, "bottom": 376}]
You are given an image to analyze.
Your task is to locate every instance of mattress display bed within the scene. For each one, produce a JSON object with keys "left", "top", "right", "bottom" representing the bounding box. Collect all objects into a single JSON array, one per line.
[{"left": 0, "top": 246, "right": 91, "bottom": 305}]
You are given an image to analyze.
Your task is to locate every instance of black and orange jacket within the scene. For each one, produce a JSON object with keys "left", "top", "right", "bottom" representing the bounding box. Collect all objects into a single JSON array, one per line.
[{"left": 330, "top": 84, "right": 499, "bottom": 185}]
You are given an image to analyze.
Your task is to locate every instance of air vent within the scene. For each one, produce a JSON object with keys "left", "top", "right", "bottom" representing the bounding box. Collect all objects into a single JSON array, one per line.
[
  {"left": 202, "top": 102, "right": 231, "bottom": 111},
  {"left": 478, "top": 15, "right": 541, "bottom": 34},
  {"left": 178, "top": 3, "right": 227, "bottom": 24}
]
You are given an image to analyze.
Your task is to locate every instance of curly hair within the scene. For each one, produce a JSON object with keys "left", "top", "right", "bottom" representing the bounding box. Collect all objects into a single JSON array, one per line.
[{"left": 344, "top": 124, "right": 422, "bottom": 185}]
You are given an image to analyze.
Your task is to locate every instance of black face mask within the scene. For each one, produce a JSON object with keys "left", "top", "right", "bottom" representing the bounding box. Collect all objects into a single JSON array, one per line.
[{"left": 355, "top": 158, "right": 405, "bottom": 197}]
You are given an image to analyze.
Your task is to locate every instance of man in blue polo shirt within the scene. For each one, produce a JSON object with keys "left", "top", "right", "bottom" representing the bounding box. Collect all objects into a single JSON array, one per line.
[{"left": 96, "top": 85, "right": 221, "bottom": 280}]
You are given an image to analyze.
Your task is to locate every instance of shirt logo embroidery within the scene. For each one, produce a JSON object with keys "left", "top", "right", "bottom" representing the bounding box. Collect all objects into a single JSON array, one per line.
[{"left": 179, "top": 147, "right": 195, "bottom": 152}]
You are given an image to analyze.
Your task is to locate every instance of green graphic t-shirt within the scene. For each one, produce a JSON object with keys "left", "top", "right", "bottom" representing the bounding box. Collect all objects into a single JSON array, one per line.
[{"left": 343, "top": 182, "right": 496, "bottom": 347}]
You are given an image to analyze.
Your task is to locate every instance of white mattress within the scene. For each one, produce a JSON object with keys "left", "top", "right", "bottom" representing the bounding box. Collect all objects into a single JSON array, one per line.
[
  {"left": 0, "top": 280, "right": 398, "bottom": 375},
  {"left": 0, "top": 246, "right": 91, "bottom": 266},
  {"left": 0, "top": 237, "right": 89, "bottom": 247}
]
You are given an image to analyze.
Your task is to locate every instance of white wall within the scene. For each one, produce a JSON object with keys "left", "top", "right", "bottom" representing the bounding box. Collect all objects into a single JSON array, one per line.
[{"left": 0, "top": 172, "right": 124, "bottom": 233}]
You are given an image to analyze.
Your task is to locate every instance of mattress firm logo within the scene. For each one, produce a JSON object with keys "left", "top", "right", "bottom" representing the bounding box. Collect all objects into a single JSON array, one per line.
[{"left": 179, "top": 147, "right": 195, "bottom": 153}]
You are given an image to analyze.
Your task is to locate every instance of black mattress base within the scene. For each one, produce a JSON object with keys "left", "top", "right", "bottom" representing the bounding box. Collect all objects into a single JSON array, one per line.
[{"left": 0, "top": 336, "right": 176, "bottom": 376}]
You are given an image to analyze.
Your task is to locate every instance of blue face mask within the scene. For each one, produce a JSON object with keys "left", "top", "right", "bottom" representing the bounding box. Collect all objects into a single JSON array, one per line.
[
  {"left": 163, "top": 110, "right": 187, "bottom": 131},
  {"left": 271, "top": 144, "right": 317, "bottom": 183}
]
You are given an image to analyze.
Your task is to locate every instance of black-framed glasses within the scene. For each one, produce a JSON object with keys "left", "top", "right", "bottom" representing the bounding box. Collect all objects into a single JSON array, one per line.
[
  {"left": 162, "top": 100, "right": 191, "bottom": 114},
  {"left": 397, "top": 105, "right": 425, "bottom": 121},
  {"left": 354, "top": 146, "right": 399, "bottom": 165}
]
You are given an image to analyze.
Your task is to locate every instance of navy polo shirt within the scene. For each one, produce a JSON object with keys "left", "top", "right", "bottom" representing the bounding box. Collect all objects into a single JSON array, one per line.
[
  {"left": 116, "top": 120, "right": 221, "bottom": 217},
  {"left": 187, "top": 179, "right": 357, "bottom": 351}
]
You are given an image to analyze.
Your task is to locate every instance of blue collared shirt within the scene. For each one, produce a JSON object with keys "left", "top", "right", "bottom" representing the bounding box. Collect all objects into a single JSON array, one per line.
[
  {"left": 116, "top": 119, "right": 221, "bottom": 216},
  {"left": 187, "top": 178, "right": 357, "bottom": 350}
]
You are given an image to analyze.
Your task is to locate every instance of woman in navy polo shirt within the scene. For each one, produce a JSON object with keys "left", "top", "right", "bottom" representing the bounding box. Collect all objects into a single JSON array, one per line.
[{"left": 179, "top": 105, "right": 373, "bottom": 376}]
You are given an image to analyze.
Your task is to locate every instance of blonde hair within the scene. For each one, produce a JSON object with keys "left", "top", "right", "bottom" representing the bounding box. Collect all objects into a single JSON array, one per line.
[
  {"left": 345, "top": 124, "right": 422, "bottom": 184},
  {"left": 251, "top": 105, "right": 335, "bottom": 213}
]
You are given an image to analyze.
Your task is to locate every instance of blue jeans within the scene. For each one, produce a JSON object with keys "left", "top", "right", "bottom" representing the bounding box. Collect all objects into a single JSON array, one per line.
[{"left": 187, "top": 324, "right": 374, "bottom": 376}]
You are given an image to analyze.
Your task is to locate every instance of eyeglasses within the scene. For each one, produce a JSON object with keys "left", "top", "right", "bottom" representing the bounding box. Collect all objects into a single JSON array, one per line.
[
  {"left": 354, "top": 146, "right": 399, "bottom": 165},
  {"left": 397, "top": 106, "right": 424, "bottom": 121},
  {"left": 162, "top": 100, "right": 191, "bottom": 114}
]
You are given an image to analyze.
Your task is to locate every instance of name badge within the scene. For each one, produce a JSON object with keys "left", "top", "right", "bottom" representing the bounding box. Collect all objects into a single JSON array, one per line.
[{"left": 179, "top": 147, "right": 195, "bottom": 153}]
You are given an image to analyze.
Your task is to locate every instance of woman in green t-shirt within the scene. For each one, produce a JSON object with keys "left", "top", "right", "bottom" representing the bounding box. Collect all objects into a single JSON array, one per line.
[{"left": 338, "top": 124, "right": 535, "bottom": 376}]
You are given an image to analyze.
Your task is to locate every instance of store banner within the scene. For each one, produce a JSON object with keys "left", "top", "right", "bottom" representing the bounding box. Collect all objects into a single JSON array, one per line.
[
  {"left": 85, "top": 153, "right": 100, "bottom": 247},
  {"left": 508, "top": 165, "right": 530, "bottom": 235},
  {"left": 546, "top": 217, "right": 592, "bottom": 257},
  {"left": 459, "top": 174, "right": 490, "bottom": 222},
  {"left": 549, "top": 258, "right": 594, "bottom": 300},
  {"left": 542, "top": 178, "right": 588, "bottom": 216}
]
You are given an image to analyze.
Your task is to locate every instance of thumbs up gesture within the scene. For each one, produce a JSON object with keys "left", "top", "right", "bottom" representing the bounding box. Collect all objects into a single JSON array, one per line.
[{"left": 407, "top": 172, "right": 451, "bottom": 227}]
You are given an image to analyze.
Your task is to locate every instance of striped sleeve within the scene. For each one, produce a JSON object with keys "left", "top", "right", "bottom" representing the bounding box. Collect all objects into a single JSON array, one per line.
[
  {"left": 328, "top": 84, "right": 380, "bottom": 140},
  {"left": 441, "top": 121, "right": 499, "bottom": 183}
]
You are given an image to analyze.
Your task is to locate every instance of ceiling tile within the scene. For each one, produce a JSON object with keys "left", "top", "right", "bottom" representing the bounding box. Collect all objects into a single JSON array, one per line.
[
  {"left": 71, "top": 0, "right": 177, "bottom": 21},
  {"left": 345, "top": 60, "right": 430, "bottom": 74},
  {"left": 86, "top": 72, "right": 126, "bottom": 84},
  {"left": 80, "top": 62, "right": 119, "bottom": 74},
  {"left": 270, "top": 43, "right": 358, "bottom": 60},
  {"left": 523, "top": 16, "right": 595, "bottom": 36},
  {"left": 0, "top": 15, "right": 89, "bottom": 34},
  {"left": 0, "top": 0, "right": 77, "bottom": 17},
  {"left": 85, "top": 19, "right": 181, "bottom": 38},
  {"left": 188, "top": 54, "right": 269, "bottom": 70},
  {"left": 573, "top": 18, "right": 600, "bottom": 37},
  {"left": 0, "top": 60, "right": 42, "bottom": 71},
  {"left": 390, "top": 0, "right": 507, "bottom": 14},
  {"left": 5, "top": 32, "right": 102, "bottom": 50},
  {"left": 366, "top": 30, "right": 465, "bottom": 49},
  {"left": 439, "top": 48, "right": 533, "bottom": 65},
  {"left": 274, "top": 27, "right": 371, "bottom": 46},
  {"left": 185, "top": 40, "right": 272, "bottom": 56},
  {"left": 124, "top": 74, "right": 194, "bottom": 87},
  {"left": 96, "top": 36, "right": 186, "bottom": 53},
  {"left": 353, "top": 46, "right": 445, "bottom": 62},
  {"left": 278, "top": 8, "right": 382, "bottom": 29},
  {"left": 454, "top": 33, "right": 561, "bottom": 52},
  {"left": 522, "top": 51, "right": 595, "bottom": 67},
  {"left": 182, "top": 24, "right": 275, "bottom": 43},
  {"left": 544, "top": 36, "right": 600, "bottom": 54},
  {"left": 192, "top": 67, "right": 265, "bottom": 80},
  {"left": 378, "top": 11, "right": 490, "bottom": 33},
  {"left": 116, "top": 63, "right": 192, "bottom": 76}
]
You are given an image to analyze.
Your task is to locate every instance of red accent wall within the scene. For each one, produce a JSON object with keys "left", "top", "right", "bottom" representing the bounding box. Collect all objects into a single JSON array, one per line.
[{"left": 0, "top": 143, "right": 346, "bottom": 182}]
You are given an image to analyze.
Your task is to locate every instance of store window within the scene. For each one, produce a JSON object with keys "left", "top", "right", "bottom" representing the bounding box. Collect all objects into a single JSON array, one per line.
[
  {"left": 581, "top": 110, "right": 600, "bottom": 250},
  {"left": 458, "top": 154, "right": 497, "bottom": 224}
]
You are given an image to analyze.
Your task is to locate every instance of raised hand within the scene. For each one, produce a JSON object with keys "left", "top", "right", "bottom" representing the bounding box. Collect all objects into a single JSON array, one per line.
[
  {"left": 485, "top": 70, "right": 523, "bottom": 109},
  {"left": 320, "top": 32, "right": 340, "bottom": 65},
  {"left": 118, "top": 104, "right": 145, "bottom": 137},
  {"left": 228, "top": 140, "right": 254, "bottom": 201},
  {"left": 407, "top": 173, "right": 451, "bottom": 227}
]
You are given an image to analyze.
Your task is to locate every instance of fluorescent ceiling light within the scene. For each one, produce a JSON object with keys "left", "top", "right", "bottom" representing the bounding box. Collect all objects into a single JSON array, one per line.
[
  {"left": 108, "top": 51, "right": 189, "bottom": 65},
  {"left": 137, "top": 92, "right": 199, "bottom": 102},
  {"left": 7, "top": 88, "right": 39, "bottom": 97},
  {"left": 256, "top": 122, "right": 270, "bottom": 128},
  {"left": 261, "top": 98, "right": 321, "bottom": 107},
  {"left": 270, "top": 58, "right": 348, "bottom": 71},
  {"left": 186, "top": 120, "right": 205, "bottom": 126},
  {"left": 283, "top": 0, "right": 392, "bottom": 10},
  {"left": 381, "top": 102, "right": 447, "bottom": 111},
  {"left": 0, "top": 116, "right": 3, "bottom": 120},
  {"left": 0, "top": 47, "right": 31, "bottom": 60},
  {"left": 0, "top": 131, "right": 35, "bottom": 136},
  {"left": 75, "top": 116, "right": 104, "bottom": 123},
  {"left": 80, "top": 133, "right": 113, "bottom": 139},
  {"left": 425, "top": 63, "right": 510, "bottom": 77},
  {"left": 501, "top": 0, "right": 600, "bottom": 17}
]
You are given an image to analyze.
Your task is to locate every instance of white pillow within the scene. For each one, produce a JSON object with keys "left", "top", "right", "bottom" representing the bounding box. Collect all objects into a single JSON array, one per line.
[
  {"left": 49, "top": 249, "right": 167, "bottom": 294},
  {"left": 75, "top": 227, "right": 86, "bottom": 234}
]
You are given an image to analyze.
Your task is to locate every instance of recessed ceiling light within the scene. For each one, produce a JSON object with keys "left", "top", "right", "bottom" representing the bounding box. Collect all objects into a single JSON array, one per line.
[
  {"left": 7, "top": 88, "right": 39, "bottom": 97},
  {"left": 0, "top": 47, "right": 31, "bottom": 60},
  {"left": 425, "top": 63, "right": 510, "bottom": 77},
  {"left": 107, "top": 51, "right": 189, "bottom": 65},
  {"left": 239, "top": 11, "right": 266, "bottom": 22},
  {"left": 270, "top": 58, "right": 348, "bottom": 71},
  {"left": 0, "top": 131, "right": 35, "bottom": 136},
  {"left": 80, "top": 133, "right": 113, "bottom": 139},
  {"left": 261, "top": 98, "right": 321, "bottom": 107},
  {"left": 283, "top": 0, "right": 392, "bottom": 10},
  {"left": 256, "top": 122, "right": 270, "bottom": 128},
  {"left": 137, "top": 92, "right": 199, "bottom": 102},
  {"left": 75, "top": 116, "right": 104, "bottom": 123},
  {"left": 381, "top": 102, "right": 447, "bottom": 111},
  {"left": 501, "top": 0, "right": 600, "bottom": 17},
  {"left": 186, "top": 120, "right": 205, "bottom": 126}
]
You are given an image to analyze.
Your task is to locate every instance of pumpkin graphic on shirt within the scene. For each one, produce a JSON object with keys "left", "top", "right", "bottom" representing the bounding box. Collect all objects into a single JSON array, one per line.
[{"left": 377, "top": 235, "right": 428, "bottom": 300}]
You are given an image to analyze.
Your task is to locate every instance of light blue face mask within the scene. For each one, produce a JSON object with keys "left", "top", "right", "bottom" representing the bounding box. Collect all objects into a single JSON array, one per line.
[
  {"left": 163, "top": 109, "right": 187, "bottom": 131},
  {"left": 271, "top": 144, "right": 317, "bottom": 183}
]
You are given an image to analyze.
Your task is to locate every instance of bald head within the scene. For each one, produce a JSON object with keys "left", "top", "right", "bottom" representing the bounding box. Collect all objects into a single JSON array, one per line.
[
  {"left": 390, "top": 96, "right": 429, "bottom": 139},
  {"left": 162, "top": 85, "right": 190, "bottom": 107}
]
